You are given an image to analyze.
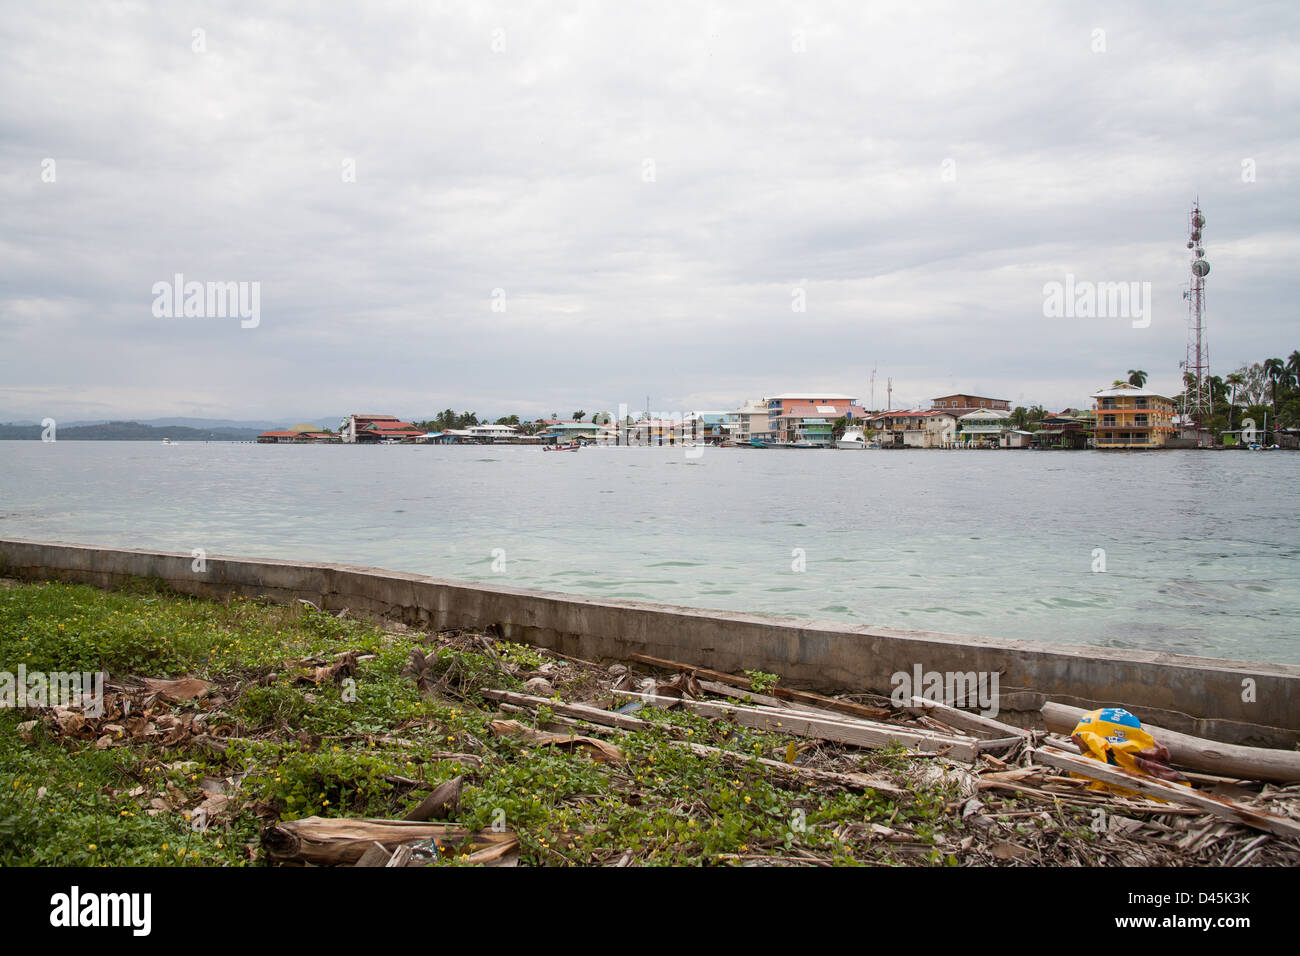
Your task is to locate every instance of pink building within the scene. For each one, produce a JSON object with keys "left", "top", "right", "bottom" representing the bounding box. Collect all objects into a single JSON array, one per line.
[{"left": 762, "top": 394, "right": 867, "bottom": 443}]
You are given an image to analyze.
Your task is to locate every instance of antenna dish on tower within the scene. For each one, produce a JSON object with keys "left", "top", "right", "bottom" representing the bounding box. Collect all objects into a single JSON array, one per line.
[{"left": 1181, "top": 201, "right": 1212, "bottom": 436}]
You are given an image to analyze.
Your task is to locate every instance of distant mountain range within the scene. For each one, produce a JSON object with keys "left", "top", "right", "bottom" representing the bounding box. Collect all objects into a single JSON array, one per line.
[{"left": 0, "top": 417, "right": 345, "bottom": 441}]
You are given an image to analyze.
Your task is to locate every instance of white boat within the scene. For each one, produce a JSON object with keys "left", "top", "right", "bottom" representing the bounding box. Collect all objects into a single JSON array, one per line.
[{"left": 837, "top": 426, "right": 868, "bottom": 449}]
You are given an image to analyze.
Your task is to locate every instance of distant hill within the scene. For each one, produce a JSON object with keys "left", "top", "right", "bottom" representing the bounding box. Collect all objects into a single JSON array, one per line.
[
  {"left": 0, "top": 421, "right": 263, "bottom": 441},
  {"left": 0, "top": 415, "right": 345, "bottom": 428},
  {"left": 124, "top": 416, "right": 345, "bottom": 430}
]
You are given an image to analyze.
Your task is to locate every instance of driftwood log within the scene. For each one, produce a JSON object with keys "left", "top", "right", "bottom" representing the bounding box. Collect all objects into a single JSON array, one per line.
[
  {"left": 262, "top": 816, "right": 518, "bottom": 865},
  {"left": 1041, "top": 702, "right": 1300, "bottom": 784}
]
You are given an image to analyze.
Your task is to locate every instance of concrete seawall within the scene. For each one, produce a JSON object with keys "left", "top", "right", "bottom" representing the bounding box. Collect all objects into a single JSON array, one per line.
[{"left": 2, "top": 537, "right": 1297, "bottom": 748}]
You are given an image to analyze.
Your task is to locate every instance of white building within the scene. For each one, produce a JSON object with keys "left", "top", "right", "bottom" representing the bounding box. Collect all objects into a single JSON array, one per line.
[
  {"left": 466, "top": 424, "right": 519, "bottom": 441},
  {"left": 870, "top": 409, "right": 959, "bottom": 448},
  {"left": 430, "top": 423, "right": 521, "bottom": 443},
  {"left": 957, "top": 408, "right": 1012, "bottom": 446},
  {"left": 728, "top": 399, "right": 770, "bottom": 443}
]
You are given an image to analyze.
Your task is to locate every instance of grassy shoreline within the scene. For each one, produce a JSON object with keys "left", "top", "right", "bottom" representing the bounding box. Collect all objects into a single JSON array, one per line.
[{"left": 2, "top": 578, "right": 1295, "bottom": 867}]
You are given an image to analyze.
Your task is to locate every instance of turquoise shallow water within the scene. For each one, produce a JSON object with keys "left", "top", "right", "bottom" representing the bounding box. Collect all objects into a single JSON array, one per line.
[{"left": 1, "top": 441, "right": 1297, "bottom": 664}]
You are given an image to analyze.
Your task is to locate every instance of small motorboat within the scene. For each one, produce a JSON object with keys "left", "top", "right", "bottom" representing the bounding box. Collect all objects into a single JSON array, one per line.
[
  {"left": 543, "top": 442, "right": 581, "bottom": 452},
  {"left": 837, "top": 426, "right": 868, "bottom": 449}
]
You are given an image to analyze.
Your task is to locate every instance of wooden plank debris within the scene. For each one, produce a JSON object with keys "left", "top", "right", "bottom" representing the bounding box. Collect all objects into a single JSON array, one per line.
[
  {"left": 976, "top": 736, "right": 1030, "bottom": 756},
  {"left": 492, "top": 696, "right": 903, "bottom": 794},
  {"left": 403, "top": 775, "right": 464, "bottom": 821},
  {"left": 906, "top": 696, "right": 1033, "bottom": 740},
  {"left": 679, "top": 741, "right": 905, "bottom": 795},
  {"left": 481, "top": 688, "right": 651, "bottom": 731},
  {"left": 695, "top": 679, "right": 847, "bottom": 720},
  {"left": 1031, "top": 746, "right": 1300, "bottom": 840},
  {"left": 353, "top": 841, "right": 393, "bottom": 867},
  {"left": 612, "top": 690, "right": 980, "bottom": 761},
  {"left": 627, "top": 653, "right": 891, "bottom": 720}
]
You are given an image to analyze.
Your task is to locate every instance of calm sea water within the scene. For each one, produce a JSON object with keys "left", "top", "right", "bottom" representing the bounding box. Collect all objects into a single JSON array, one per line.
[{"left": 1, "top": 442, "right": 1297, "bottom": 664}]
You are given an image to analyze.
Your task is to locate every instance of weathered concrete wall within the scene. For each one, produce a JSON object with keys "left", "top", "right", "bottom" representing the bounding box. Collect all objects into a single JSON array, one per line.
[{"left": 2, "top": 537, "right": 1298, "bottom": 748}]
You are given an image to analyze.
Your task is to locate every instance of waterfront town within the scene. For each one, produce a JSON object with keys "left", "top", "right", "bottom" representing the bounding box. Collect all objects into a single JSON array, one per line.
[{"left": 257, "top": 359, "right": 1300, "bottom": 450}]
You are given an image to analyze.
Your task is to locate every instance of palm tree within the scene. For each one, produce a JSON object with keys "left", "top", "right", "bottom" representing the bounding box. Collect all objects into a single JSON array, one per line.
[
  {"left": 1264, "top": 357, "right": 1285, "bottom": 412},
  {"left": 1209, "top": 375, "right": 1226, "bottom": 407},
  {"left": 572, "top": 410, "right": 586, "bottom": 422},
  {"left": 1127, "top": 369, "right": 1148, "bottom": 388},
  {"left": 1226, "top": 372, "right": 1245, "bottom": 430},
  {"left": 1288, "top": 350, "right": 1300, "bottom": 386}
]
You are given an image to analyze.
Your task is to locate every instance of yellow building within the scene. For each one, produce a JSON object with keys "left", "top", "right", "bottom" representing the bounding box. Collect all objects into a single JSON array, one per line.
[{"left": 1091, "top": 385, "right": 1176, "bottom": 449}]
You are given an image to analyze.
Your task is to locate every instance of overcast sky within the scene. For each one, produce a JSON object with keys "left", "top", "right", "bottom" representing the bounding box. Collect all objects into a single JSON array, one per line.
[{"left": 2, "top": 1, "right": 1297, "bottom": 424}]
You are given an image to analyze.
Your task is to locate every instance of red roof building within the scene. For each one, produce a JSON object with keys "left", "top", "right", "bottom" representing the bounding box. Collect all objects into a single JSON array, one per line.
[
  {"left": 256, "top": 429, "right": 335, "bottom": 444},
  {"left": 340, "top": 413, "right": 421, "bottom": 443},
  {"left": 356, "top": 420, "right": 424, "bottom": 442}
]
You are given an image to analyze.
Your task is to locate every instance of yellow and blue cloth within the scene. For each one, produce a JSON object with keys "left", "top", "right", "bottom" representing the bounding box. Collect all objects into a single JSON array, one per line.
[{"left": 1070, "top": 707, "right": 1189, "bottom": 794}]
